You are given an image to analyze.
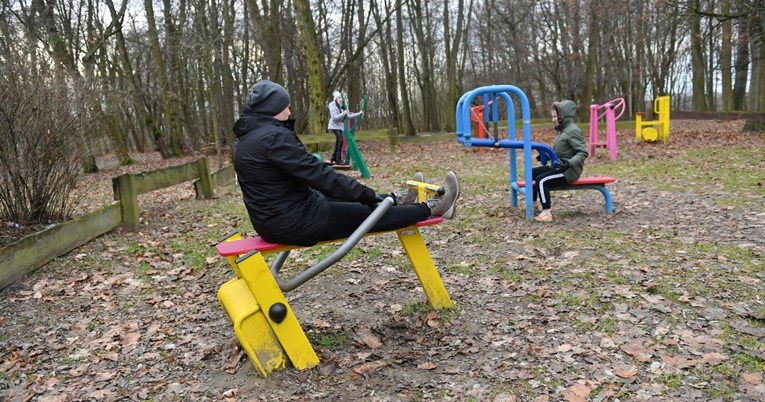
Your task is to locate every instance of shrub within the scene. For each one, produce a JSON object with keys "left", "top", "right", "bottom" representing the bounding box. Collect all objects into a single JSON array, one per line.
[{"left": 0, "top": 71, "right": 85, "bottom": 225}]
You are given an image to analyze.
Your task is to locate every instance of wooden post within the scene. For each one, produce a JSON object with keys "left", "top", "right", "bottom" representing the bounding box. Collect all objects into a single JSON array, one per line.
[
  {"left": 196, "top": 158, "right": 214, "bottom": 199},
  {"left": 115, "top": 173, "right": 139, "bottom": 230}
]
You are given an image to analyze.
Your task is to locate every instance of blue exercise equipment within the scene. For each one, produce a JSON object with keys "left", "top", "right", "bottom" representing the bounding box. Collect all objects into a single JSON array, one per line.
[{"left": 456, "top": 85, "right": 564, "bottom": 220}]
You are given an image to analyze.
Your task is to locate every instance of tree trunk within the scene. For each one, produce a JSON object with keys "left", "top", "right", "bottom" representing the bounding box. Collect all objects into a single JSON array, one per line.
[
  {"left": 39, "top": 0, "right": 98, "bottom": 172},
  {"left": 293, "top": 0, "right": 326, "bottom": 135},
  {"left": 144, "top": 0, "right": 174, "bottom": 158},
  {"left": 720, "top": 0, "right": 733, "bottom": 111},
  {"left": 748, "top": 13, "right": 765, "bottom": 112},
  {"left": 690, "top": 1, "right": 708, "bottom": 111},
  {"left": 706, "top": 13, "right": 716, "bottom": 110},
  {"left": 221, "top": 0, "right": 236, "bottom": 149},
  {"left": 396, "top": 4, "right": 416, "bottom": 136},
  {"left": 245, "top": 0, "right": 284, "bottom": 83},
  {"left": 733, "top": 6, "right": 749, "bottom": 111},
  {"left": 195, "top": 0, "right": 223, "bottom": 164},
  {"left": 442, "top": 0, "right": 467, "bottom": 132},
  {"left": 581, "top": 0, "right": 599, "bottom": 121},
  {"left": 162, "top": 0, "right": 187, "bottom": 156},
  {"left": 409, "top": 0, "right": 440, "bottom": 132},
  {"left": 372, "top": 0, "right": 400, "bottom": 149},
  {"left": 104, "top": 0, "right": 156, "bottom": 154}
]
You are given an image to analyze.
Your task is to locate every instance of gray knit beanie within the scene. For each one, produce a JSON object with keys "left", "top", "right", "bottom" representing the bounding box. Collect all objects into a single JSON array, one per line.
[{"left": 246, "top": 80, "right": 290, "bottom": 116}]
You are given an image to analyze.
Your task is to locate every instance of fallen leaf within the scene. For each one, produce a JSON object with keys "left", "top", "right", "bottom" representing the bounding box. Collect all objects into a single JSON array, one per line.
[
  {"left": 621, "top": 342, "right": 653, "bottom": 362},
  {"left": 353, "top": 360, "right": 386, "bottom": 375},
  {"left": 121, "top": 332, "right": 141, "bottom": 349},
  {"left": 743, "top": 372, "right": 762, "bottom": 385},
  {"left": 317, "top": 361, "right": 335, "bottom": 376},
  {"left": 361, "top": 333, "right": 383, "bottom": 349},
  {"left": 702, "top": 352, "right": 726, "bottom": 365},
  {"left": 614, "top": 365, "right": 638, "bottom": 378},
  {"left": 661, "top": 355, "right": 699, "bottom": 369},
  {"left": 417, "top": 361, "right": 437, "bottom": 370},
  {"left": 563, "top": 382, "right": 590, "bottom": 402}
]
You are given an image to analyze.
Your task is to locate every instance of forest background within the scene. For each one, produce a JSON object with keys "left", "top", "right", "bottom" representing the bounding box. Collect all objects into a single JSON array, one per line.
[{"left": 0, "top": 0, "right": 764, "bottom": 227}]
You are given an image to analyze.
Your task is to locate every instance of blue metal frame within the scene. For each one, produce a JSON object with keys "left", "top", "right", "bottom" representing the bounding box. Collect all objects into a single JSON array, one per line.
[{"left": 456, "top": 85, "right": 559, "bottom": 220}]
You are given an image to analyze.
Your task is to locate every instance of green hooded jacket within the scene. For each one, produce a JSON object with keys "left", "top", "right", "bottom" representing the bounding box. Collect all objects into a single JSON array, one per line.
[{"left": 552, "top": 100, "right": 588, "bottom": 183}]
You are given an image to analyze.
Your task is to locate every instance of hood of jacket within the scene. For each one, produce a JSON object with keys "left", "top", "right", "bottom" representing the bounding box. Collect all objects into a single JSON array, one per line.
[{"left": 553, "top": 99, "right": 577, "bottom": 131}]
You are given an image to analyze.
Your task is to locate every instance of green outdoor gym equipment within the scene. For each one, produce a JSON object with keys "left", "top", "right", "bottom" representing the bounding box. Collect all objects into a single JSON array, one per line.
[{"left": 342, "top": 95, "right": 370, "bottom": 179}]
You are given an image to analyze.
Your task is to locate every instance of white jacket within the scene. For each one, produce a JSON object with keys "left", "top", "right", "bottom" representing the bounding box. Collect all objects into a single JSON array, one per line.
[{"left": 327, "top": 100, "right": 361, "bottom": 131}]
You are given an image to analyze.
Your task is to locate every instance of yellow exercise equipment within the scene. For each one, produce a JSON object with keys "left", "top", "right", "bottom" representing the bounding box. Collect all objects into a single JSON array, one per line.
[
  {"left": 636, "top": 96, "right": 670, "bottom": 143},
  {"left": 215, "top": 187, "right": 452, "bottom": 378}
]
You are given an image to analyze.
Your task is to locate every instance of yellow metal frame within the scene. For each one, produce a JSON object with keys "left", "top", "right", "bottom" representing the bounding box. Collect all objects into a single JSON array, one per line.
[
  {"left": 405, "top": 179, "right": 443, "bottom": 203},
  {"left": 216, "top": 190, "right": 452, "bottom": 377},
  {"left": 636, "top": 96, "right": 670, "bottom": 143}
]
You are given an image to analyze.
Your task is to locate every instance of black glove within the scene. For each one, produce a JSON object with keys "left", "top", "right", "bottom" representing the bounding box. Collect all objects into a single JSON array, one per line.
[
  {"left": 372, "top": 193, "right": 397, "bottom": 206},
  {"left": 557, "top": 159, "right": 571, "bottom": 170},
  {"left": 383, "top": 192, "right": 398, "bottom": 206}
]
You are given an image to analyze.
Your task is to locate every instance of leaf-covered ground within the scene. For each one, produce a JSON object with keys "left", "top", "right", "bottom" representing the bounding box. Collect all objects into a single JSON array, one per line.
[{"left": 1, "top": 120, "right": 764, "bottom": 401}]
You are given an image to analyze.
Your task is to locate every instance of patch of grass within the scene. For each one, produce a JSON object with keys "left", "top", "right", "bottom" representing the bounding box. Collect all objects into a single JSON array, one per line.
[
  {"left": 546, "top": 377, "right": 562, "bottom": 390},
  {"left": 656, "top": 372, "right": 683, "bottom": 388},
  {"left": 558, "top": 291, "right": 582, "bottom": 309},
  {"left": 304, "top": 244, "right": 339, "bottom": 261},
  {"left": 165, "top": 240, "right": 214, "bottom": 272},
  {"left": 604, "top": 269, "right": 629, "bottom": 285},
  {"left": 488, "top": 262, "right": 521, "bottom": 282},
  {"left": 307, "top": 330, "right": 347, "bottom": 349},
  {"left": 135, "top": 261, "right": 151, "bottom": 276},
  {"left": 598, "top": 316, "right": 617, "bottom": 335},
  {"left": 738, "top": 333, "right": 765, "bottom": 350},
  {"left": 436, "top": 307, "right": 460, "bottom": 324},
  {"left": 595, "top": 146, "right": 765, "bottom": 197},
  {"left": 362, "top": 245, "right": 383, "bottom": 259},
  {"left": 126, "top": 242, "right": 142, "bottom": 254},
  {"left": 345, "top": 247, "right": 364, "bottom": 260},
  {"left": 445, "top": 262, "right": 474, "bottom": 276},
  {"left": 577, "top": 229, "right": 761, "bottom": 307},
  {"left": 706, "top": 383, "right": 736, "bottom": 399},
  {"left": 408, "top": 389, "right": 425, "bottom": 402},
  {"left": 400, "top": 302, "right": 431, "bottom": 317},
  {"left": 711, "top": 351, "right": 765, "bottom": 385}
]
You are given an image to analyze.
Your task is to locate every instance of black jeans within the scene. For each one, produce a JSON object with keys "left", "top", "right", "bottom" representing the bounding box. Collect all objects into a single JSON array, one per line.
[
  {"left": 307, "top": 201, "right": 431, "bottom": 244},
  {"left": 331, "top": 129, "right": 344, "bottom": 163},
  {"left": 531, "top": 166, "right": 568, "bottom": 209}
]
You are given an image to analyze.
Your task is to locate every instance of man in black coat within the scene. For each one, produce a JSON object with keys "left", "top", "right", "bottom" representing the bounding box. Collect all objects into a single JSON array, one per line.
[{"left": 233, "top": 80, "right": 460, "bottom": 246}]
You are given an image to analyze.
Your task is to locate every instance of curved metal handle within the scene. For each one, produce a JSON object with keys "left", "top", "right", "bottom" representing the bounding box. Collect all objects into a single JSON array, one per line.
[{"left": 272, "top": 196, "right": 395, "bottom": 292}]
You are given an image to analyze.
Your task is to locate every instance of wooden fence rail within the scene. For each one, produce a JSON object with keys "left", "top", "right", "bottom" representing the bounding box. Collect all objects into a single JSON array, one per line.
[{"left": 0, "top": 158, "right": 234, "bottom": 290}]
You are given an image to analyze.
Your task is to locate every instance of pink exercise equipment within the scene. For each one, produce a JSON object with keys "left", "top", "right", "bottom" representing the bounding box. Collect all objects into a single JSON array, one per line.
[{"left": 589, "top": 98, "right": 625, "bottom": 161}]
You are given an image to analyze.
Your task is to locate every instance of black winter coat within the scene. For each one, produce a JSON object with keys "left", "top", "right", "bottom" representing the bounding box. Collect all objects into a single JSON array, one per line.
[{"left": 233, "top": 112, "right": 377, "bottom": 245}]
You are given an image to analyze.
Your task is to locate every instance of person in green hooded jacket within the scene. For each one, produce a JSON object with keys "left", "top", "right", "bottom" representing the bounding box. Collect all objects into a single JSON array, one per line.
[{"left": 532, "top": 100, "right": 588, "bottom": 222}]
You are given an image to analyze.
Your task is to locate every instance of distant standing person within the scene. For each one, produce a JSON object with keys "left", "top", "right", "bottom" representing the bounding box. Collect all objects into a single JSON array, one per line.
[{"left": 327, "top": 91, "right": 362, "bottom": 165}]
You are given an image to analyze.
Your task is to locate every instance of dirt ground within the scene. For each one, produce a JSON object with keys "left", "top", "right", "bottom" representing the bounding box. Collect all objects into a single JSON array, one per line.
[{"left": 1, "top": 121, "right": 764, "bottom": 401}]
